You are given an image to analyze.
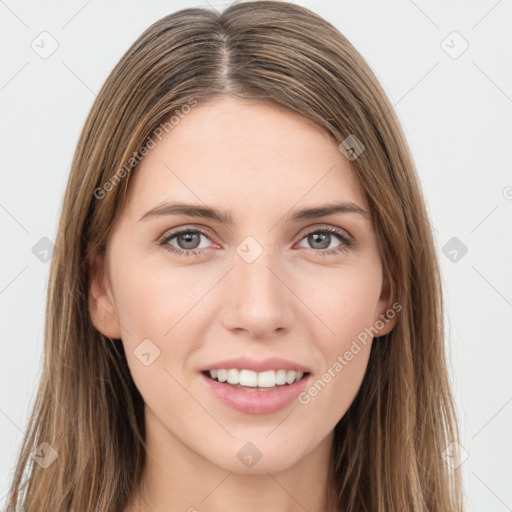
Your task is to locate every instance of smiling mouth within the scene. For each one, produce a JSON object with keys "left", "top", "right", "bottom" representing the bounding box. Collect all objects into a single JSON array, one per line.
[{"left": 201, "top": 370, "right": 310, "bottom": 391}]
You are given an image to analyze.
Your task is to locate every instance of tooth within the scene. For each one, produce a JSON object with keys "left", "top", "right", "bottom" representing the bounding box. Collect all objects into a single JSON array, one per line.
[
  {"left": 226, "top": 369, "right": 239, "bottom": 384},
  {"left": 239, "top": 369, "right": 258, "bottom": 387},
  {"left": 258, "top": 370, "right": 276, "bottom": 388},
  {"left": 275, "top": 369, "right": 287, "bottom": 385},
  {"left": 286, "top": 370, "right": 297, "bottom": 385},
  {"left": 210, "top": 368, "right": 306, "bottom": 387}
]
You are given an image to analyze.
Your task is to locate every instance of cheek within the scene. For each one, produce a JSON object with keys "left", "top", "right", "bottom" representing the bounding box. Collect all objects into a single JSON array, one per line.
[
  {"left": 110, "top": 255, "right": 217, "bottom": 396},
  {"left": 110, "top": 259, "right": 202, "bottom": 411},
  {"left": 305, "top": 260, "right": 383, "bottom": 347},
  {"left": 299, "top": 339, "right": 372, "bottom": 434},
  {"left": 297, "top": 262, "right": 380, "bottom": 411},
  {"left": 111, "top": 252, "right": 208, "bottom": 342}
]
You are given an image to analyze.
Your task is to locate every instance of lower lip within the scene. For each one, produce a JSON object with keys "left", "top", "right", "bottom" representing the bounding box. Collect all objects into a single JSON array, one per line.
[{"left": 200, "top": 372, "right": 311, "bottom": 415}]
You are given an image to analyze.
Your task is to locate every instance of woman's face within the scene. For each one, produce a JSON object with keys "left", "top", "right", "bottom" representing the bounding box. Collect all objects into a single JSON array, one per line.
[{"left": 89, "top": 97, "right": 397, "bottom": 475}]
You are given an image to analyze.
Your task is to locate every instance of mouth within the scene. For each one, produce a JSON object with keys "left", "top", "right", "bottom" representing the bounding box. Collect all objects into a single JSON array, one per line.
[
  {"left": 199, "top": 368, "right": 312, "bottom": 414},
  {"left": 198, "top": 356, "right": 313, "bottom": 414},
  {"left": 201, "top": 369, "right": 311, "bottom": 391}
]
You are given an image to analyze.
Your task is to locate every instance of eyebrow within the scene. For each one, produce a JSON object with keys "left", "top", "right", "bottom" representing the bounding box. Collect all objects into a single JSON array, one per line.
[{"left": 138, "top": 200, "right": 370, "bottom": 224}]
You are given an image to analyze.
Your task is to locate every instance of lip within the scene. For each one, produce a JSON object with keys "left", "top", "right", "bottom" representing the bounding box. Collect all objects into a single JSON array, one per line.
[
  {"left": 200, "top": 371, "right": 311, "bottom": 415},
  {"left": 199, "top": 356, "right": 311, "bottom": 373}
]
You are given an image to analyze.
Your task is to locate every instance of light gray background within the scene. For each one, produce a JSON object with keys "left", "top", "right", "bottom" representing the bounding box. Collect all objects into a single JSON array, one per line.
[{"left": 1, "top": 1, "right": 511, "bottom": 510}]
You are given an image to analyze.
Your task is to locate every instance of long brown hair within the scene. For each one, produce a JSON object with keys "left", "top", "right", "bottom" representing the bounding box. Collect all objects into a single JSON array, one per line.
[{"left": 5, "top": 2, "right": 464, "bottom": 510}]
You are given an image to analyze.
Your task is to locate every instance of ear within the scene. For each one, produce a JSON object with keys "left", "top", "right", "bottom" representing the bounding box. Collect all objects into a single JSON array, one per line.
[
  {"left": 373, "top": 266, "right": 399, "bottom": 337},
  {"left": 88, "top": 250, "right": 122, "bottom": 339}
]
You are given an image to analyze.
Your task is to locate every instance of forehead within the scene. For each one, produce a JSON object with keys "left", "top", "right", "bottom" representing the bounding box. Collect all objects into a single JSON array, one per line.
[{"left": 124, "top": 97, "right": 369, "bottom": 220}]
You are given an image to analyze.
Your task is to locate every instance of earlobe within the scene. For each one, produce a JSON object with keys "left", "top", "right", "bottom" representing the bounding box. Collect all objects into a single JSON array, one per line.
[{"left": 88, "top": 251, "right": 122, "bottom": 339}]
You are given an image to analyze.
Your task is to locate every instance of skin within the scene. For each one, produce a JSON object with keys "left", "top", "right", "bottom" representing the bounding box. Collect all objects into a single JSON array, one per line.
[{"left": 89, "top": 97, "right": 397, "bottom": 512}]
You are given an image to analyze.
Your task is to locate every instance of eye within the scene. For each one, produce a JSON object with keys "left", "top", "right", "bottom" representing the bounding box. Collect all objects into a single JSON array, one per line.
[
  {"left": 296, "top": 227, "right": 353, "bottom": 256},
  {"left": 158, "top": 227, "right": 217, "bottom": 257}
]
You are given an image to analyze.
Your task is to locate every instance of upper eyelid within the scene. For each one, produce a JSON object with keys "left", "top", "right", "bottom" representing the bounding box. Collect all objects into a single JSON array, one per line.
[
  {"left": 300, "top": 225, "right": 351, "bottom": 238},
  {"left": 159, "top": 225, "right": 216, "bottom": 244}
]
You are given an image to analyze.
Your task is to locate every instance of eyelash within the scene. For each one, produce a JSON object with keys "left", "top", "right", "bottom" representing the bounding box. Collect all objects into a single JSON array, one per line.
[{"left": 158, "top": 225, "right": 353, "bottom": 259}]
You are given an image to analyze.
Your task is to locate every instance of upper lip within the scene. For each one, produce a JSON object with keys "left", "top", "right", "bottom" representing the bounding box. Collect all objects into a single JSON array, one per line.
[{"left": 200, "top": 356, "right": 311, "bottom": 373}]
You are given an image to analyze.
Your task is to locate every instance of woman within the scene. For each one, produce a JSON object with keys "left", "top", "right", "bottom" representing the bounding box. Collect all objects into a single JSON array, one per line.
[{"left": 5, "top": 1, "right": 465, "bottom": 510}]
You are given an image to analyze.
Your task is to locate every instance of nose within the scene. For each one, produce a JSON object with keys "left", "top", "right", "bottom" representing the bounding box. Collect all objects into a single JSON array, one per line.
[{"left": 220, "top": 243, "right": 295, "bottom": 339}]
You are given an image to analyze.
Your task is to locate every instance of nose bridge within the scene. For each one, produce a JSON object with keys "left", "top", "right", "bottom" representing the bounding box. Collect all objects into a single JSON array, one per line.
[
  {"left": 235, "top": 233, "right": 284, "bottom": 301},
  {"left": 221, "top": 234, "right": 294, "bottom": 334}
]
